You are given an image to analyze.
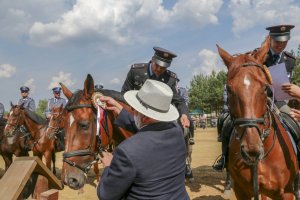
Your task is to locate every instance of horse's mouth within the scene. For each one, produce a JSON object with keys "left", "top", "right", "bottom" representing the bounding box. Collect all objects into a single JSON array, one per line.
[{"left": 240, "top": 149, "right": 262, "bottom": 165}]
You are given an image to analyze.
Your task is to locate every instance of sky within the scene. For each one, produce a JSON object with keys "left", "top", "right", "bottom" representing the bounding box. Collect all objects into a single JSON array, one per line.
[{"left": 1, "top": 0, "right": 300, "bottom": 110}]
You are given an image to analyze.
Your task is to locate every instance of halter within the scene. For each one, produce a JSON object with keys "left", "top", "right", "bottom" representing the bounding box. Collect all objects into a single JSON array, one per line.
[{"left": 6, "top": 108, "right": 23, "bottom": 135}]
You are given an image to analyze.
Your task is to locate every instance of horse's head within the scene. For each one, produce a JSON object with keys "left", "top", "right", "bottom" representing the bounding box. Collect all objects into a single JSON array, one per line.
[
  {"left": 217, "top": 37, "right": 272, "bottom": 164},
  {"left": 4, "top": 102, "right": 25, "bottom": 135},
  {"left": 46, "top": 104, "right": 66, "bottom": 138},
  {"left": 60, "top": 74, "right": 97, "bottom": 190}
]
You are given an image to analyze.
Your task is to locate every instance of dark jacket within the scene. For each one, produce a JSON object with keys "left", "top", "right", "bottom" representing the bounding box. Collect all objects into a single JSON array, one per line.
[
  {"left": 121, "top": 62, "right": 188, "bottom": 116},
  {"left": 264, "top": 50, "right": 296, "bottom": 81},
  {"left": 97, "top": 109, "right": 189, "bottom": 200}
]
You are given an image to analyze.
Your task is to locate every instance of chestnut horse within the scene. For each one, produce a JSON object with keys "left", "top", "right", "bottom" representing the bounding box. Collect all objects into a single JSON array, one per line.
[
  {"left": 0, "top": 117, "right": 29, "bottom": 170},
  {"left": 60, "top": 74, "right": 133, "bottom": 190},
  {"left": 4, "top": 103, "right": 57, "bottom": 174},
  {"left": 217, "top": 37, "right": 299, "bottom": 200}
]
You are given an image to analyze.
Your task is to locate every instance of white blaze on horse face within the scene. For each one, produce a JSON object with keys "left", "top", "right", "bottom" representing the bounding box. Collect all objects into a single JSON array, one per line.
[
  {"left": 243, "top": 75, "right": 251, "bottom": 89},
  {"left": 4, "top": 111, "right": 14, "bottom": 130},
  {"left": 69, "top": 113, "right": 75, "bottom": 128}
]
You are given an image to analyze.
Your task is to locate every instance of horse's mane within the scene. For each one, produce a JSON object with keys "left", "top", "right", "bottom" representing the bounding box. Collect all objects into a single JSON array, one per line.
[
  {"left": 96, "top": 89, "right": 127, "bottom": 104},
  {"left": 24, "top": 109, "right": 47, "bottom": 125}
]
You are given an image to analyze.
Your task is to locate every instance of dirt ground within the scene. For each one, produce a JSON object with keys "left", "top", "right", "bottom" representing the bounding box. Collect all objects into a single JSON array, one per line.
[{"left": 0, "top": 127, "right": 237, "bottom": 200}]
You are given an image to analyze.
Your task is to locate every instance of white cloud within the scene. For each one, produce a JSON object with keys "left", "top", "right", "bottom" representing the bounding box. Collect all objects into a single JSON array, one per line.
[
  {"left": 229, "top": 0, "right": 300, "bottom": 34},
  {"left": 110, "top": 78, "right": 121, "bottom": 85},
  {"left": 0, "top": 64, "right": 16, "bottom": 78},
  {"left": 24, "top": 78, "right": 36, "bottom": 93},
  {"left": 193, "top": 49, "right": 225, "bottom": 75},
  {"left": 28, "top": 0, "right": 223, "bottom": 46},
  {"left": 48, "top": 71, "right": 75, "bottom": 89}
]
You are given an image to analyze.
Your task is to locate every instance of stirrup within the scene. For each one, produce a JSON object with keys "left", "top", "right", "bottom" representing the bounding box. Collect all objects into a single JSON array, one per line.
[{"left": 212, "top": 155, "right": 225, "bottom": 171}]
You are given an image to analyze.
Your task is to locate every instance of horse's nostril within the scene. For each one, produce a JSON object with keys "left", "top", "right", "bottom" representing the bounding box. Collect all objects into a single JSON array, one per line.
[{"left": 68, "top": 177, "right": 83, "bottom": 190}]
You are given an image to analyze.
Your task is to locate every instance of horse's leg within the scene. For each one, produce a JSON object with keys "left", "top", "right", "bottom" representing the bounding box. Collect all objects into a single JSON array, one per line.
[
  {"left": 51, "top": 152, "right": 56, "bottom": 175},
  {"left": 94, "top": 163, "right": 100, "bottom": 182},
  {"left": 294, "top": 172, "right": 300, "bottom": 200},
  {"left": 224, "top": 169, "right": 232, "bottom": 191},
  {"left": 233, "top": 184, "right": 251, "bottom": 200},
  {"left": 44, "top": 151, "right": 52, "bottom": 171},
  {"left": 3, "top": 154, "right": 13, "bottom": 171}
]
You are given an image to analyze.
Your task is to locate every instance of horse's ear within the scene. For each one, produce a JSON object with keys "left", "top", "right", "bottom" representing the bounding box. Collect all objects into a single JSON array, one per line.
[
  {"left": 217, "top": 44, "right": 233, "bottom": 69},
  {"left": 60, "top": 103, "right": 64, "bottom": 110},
  {"left": 83, "top": 74, "right": 94, "bottom": 99},
  {"left": 253, "top": 36, "right": 270, "bottom": 63},
  {"left": 10, "top": 101, "right": 14, "bottom": 107},
  {"left": 60, "top": 82, "right": 73, "bottom": 100}
]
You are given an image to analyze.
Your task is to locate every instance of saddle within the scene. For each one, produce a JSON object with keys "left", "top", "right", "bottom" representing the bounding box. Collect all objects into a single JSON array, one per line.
[{"left": 280, "top": 112, "right": 300, "bottom": 152}]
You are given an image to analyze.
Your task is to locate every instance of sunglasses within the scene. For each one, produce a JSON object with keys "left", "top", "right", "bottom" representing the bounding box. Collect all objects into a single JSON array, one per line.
[
  {"left": 21, "top": 91, "right": 28, "bottom": 93},
  {"left": 54, "top": 92, "right": 60, "bottom": 94}
]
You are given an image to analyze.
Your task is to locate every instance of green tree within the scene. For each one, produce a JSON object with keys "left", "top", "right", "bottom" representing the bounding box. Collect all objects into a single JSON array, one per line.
[
  {"left": 189, "top": 70, "right": 227, "bottom": 115},
  {"left": 36, "top": 99, "right": 48, "bottom": 117},
  {"left": 291, "top": 44, "right": 300, "bottom": 85}
]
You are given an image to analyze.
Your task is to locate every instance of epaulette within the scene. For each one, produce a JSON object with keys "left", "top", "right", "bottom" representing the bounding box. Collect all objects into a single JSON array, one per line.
[
  {"left": 166, "top": 70, "right": 177, "bottom": 79},
  {"left": 131, "top": 63, "right": 147, "bottom": 69},
  {"left": 284, "top": 51, "right": 296, "bottom": 60}
]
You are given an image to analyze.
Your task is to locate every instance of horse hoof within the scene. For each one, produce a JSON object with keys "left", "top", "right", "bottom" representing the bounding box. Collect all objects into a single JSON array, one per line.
[
  {"left": 188, "top": 178, "right": 195, "bottom": 183},
  {"left": 223, "top": 189, "right": 231, "bottom": 196}
]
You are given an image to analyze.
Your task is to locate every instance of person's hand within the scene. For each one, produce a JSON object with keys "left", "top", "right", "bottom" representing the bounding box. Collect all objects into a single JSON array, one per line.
[
  {"left": 46, "top": 114, "right": 51, "bottom": 119},
  {"left": 180, "top": 114, "right": 190, "bottom": 128},
  {"left": 290, "top": 108, "right": 300, "bottom": 122},
  {"left": 99, "top": 96, "right": 123, "bottom": 115},
  {"left": 99, "top": 151, "right": 113, "bottom": 167},
  {"left": 282, "top": 83, "right": 300, "bottom": 99}
]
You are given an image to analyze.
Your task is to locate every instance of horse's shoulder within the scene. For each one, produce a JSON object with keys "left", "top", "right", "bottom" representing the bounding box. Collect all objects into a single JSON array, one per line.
[{"left": 283, "top": 51, "right": 296, "bottom": 60}]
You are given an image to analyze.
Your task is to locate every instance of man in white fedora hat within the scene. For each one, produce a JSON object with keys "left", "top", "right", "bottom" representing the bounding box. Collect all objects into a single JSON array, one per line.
[{"left": 97, "top": 79, "right": 189, "bottom": 200}]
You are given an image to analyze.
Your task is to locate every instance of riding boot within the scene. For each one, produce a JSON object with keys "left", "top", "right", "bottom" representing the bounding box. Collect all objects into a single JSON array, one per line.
[
  {"left": 213, "top": 114, "right": 232, "bottom": 171},
  {"left": 189, "top": 120, "right": 195, "bottom": 145}
]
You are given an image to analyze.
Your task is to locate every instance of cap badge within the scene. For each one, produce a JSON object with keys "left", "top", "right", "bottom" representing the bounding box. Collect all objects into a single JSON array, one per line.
[
  {"left": 280, "top": 26, "right": 286, "bottom": 31},
  {"left": 163, "top": 53, "right": 169, "bottom": 58}
]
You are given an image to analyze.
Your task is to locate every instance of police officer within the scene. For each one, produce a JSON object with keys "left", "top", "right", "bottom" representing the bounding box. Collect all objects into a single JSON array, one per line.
[
  {"left": 0, "top": 102, "right": 4, "bottom": 119},
  {"left": 18, "top": 86, "right": 36, "bottom": 111},
  {"left": 121, "top": 47, "right": 190, "bottom": 128},
  {"left": 95, "top": 83, "right": 104, "bottom": 92},
  {"left": 45, "top": 87, "right": 67, "bottom": 119},
  {"left": 265, "top": 24, "right": 296, "bottom": 112}
]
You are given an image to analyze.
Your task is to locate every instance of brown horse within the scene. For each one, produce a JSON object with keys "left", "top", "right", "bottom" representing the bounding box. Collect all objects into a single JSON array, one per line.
[
  {"left": 60, "top": 74, "right": 133, "bottom": 190},
  {"left": 4, "top": 103, "right": 57, "bottom": 174},
  {"left": 0, "top": 117, "right": 29, "bottom": 171},
  {"left": 217, "top": 37, "right": 299, "bottom": 200}
]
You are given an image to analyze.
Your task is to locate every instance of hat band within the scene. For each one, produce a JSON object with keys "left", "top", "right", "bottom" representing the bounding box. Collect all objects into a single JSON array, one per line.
[
  {"left": 153, "top": 54, "right": 171, "bottom": 63},
  {"left": 136, "top": 94, "right": 169, "bottom": 113}
]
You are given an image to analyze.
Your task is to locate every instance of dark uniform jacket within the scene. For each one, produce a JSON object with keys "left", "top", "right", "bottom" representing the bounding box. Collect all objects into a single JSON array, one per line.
[
  {"left": 97, "top": 109, "right": 189, "bottom": 200},
  {"left": 18, "top": 97, "right": 36, "bottom": 112},
  {"left": 264, "top": 50, "right": 296, "bottom": 107},
  {"left": 121, "top": 62, "right": 188, "bottom": 116},
  {"left": 264, "top": 50, "right": 296, "bottom": 80}
]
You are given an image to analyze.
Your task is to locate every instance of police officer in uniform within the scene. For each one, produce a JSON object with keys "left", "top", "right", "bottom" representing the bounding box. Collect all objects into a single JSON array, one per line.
[
  {"left": 213, "top": 24, "right": 297, "bottom": 171},
  {"left": 45, "top": 87, "right": 67, "bottom": 119},
  {"left": 18, "top": 86, "right": 36, "bottom": 111},
  {"left": 121, "top": 47, "right": 190, "bottom": 128},
  {"left": 0, "top": 102, "right": 4, "bottom": 119}
]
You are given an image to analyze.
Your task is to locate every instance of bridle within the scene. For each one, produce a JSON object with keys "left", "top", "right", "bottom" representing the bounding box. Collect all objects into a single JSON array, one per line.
[
  {"left": 230, "top": 62, "right": 277, "bottom": 161},
  {"left": 62, "top": 102, "right": 101, "bottom": 174},
  {"left": 46, "top": 110, "right": 64, "bottom": 138},
  {"left": 6, "top": 107, "right": 25, "bottom": 135}
]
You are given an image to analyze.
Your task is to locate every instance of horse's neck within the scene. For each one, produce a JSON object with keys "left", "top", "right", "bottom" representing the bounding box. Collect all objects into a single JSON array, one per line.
[{"left": 23, "top": 114, "right": 45, "bottom": 138}]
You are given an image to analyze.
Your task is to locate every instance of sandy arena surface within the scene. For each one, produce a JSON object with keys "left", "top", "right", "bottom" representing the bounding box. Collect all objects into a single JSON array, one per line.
[{"left": 0, "top": 127, "right": 238, "bottom": 200}]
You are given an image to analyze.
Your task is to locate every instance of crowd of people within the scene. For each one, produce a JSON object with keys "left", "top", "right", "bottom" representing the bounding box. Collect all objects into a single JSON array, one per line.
[{"left": 1, "top": 23, "right": 300, "bottom": 199}]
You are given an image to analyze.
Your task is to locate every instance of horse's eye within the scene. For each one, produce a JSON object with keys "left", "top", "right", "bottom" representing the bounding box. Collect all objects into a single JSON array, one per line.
[{"left": 78, "top": 121, "right": 90, "bottom": 130}]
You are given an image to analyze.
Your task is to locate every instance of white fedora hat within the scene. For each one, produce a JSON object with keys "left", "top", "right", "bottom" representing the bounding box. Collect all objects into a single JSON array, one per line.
[{"left": 124, "top": 79, "right": 179, "bottom": 122}]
